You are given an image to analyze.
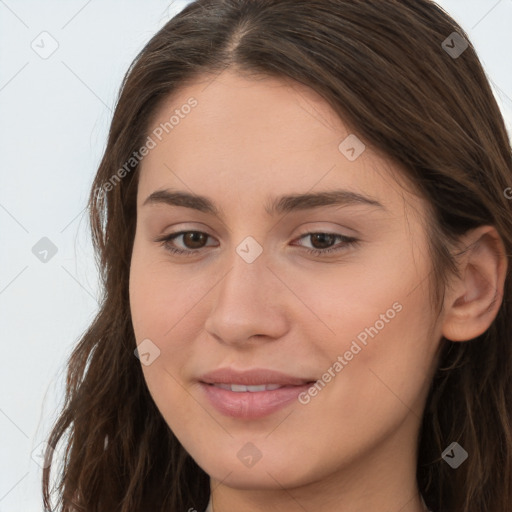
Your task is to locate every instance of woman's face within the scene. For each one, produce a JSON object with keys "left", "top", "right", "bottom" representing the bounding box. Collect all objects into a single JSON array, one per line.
[{"left": 129, "top": 70, "right": 442, "bottom": 493}]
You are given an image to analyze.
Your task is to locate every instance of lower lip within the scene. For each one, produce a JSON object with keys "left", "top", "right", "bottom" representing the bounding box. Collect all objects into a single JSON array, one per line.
[{"left": 199, "top": 382, "right": 313, "bottom": 419}]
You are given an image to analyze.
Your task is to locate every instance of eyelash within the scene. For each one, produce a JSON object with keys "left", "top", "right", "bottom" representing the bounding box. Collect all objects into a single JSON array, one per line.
[{"left": 155, "top": 230, "right": 359, "bottom": 257}]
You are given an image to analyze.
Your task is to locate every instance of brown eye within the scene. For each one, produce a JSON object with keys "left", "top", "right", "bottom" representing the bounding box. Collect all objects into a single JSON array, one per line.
[
  {"left": 308, "top": 233, "right": 337, "bottom": 250},
  {"left": 294, "top": 232, "right": 359, "bottom": 257},
  {"left": 181, "top": 232, "right": 208, "bottom": 249},
  {"left": 156, "top": 231, "right": 217, "bottom": 256}
]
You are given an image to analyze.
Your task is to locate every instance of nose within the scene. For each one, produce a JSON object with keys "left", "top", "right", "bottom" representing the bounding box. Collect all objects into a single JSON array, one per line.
[{"left": 203, "top": 247, "right": 289, "bottom": 347}]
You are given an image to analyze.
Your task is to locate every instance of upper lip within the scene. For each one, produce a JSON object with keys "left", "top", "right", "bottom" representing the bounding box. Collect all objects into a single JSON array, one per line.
[{"left": 199, "top": 368, "right": 315, "bottom": 386}]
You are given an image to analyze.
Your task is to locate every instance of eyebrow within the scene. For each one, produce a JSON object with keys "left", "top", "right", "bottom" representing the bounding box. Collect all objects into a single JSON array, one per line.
[{"left": 142, "top": 188, "right": 385, "bottom": 217}]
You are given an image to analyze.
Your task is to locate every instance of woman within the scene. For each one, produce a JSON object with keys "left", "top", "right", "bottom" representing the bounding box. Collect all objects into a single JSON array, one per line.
[{"left": 42, "top": 1, "right": 512, "bottom": 511}]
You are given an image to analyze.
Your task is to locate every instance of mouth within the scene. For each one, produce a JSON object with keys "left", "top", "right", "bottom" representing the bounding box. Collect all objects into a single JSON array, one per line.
[
  {"left": 199, "top": 367, "right": 316, "bottom": 387},
  {"left": 198, "top": 367, "right": 317, "bottom": 418},
  {"left": 203, "top": 382, "right": 315, "bottom": 392}
]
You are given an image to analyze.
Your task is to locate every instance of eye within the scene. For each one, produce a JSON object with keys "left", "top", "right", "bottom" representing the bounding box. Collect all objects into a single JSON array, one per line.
[
  {"left": 154, "top": 230, "right": 359, "bottom": 257},
  {"left": 155, "top": 231, "right": 217, "bottom": 256},
  {"left": 293, "top": 232, "right": 359, "bottom": 256}
]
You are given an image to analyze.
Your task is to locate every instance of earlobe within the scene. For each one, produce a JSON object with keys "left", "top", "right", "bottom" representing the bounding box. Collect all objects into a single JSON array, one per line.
[{"left": 441, "top": 226, "right": 508, "bottom": 342}]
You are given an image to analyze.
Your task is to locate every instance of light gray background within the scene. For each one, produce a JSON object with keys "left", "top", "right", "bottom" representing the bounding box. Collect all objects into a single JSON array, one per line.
[{"left": 0, "top": 1, "right": 511, "bottom": 510}]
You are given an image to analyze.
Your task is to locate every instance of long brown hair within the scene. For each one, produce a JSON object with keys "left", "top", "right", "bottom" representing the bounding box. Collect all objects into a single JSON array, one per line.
[{"left": 42, "top": 1, "right": 512, "bottom": 511}]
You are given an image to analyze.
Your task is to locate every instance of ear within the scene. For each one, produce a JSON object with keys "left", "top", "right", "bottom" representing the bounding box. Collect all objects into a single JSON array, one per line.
[{"left": 442, "top": 226, "right": 508, "bottom": 342}]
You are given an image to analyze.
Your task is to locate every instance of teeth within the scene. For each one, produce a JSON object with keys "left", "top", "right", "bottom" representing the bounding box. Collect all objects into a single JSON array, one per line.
[{"left": 212, "top": 383, "right": 284, "bottom": 392}]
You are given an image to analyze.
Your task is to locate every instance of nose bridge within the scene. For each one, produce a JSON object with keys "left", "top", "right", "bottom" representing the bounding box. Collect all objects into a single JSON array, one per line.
[
  {"left": 204, "top": 239, "right": 287, "bottom": 343},
  {"left": 217, "top": 242, "right": 272, "bottom": 312},
  {"left": 218, "top": 224, "right": 271, "bottom": 297}
]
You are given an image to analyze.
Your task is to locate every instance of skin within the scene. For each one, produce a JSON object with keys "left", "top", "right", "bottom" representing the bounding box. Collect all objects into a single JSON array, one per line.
[{"left": 128, "top": 69, "right": 507, "bottom": 512}]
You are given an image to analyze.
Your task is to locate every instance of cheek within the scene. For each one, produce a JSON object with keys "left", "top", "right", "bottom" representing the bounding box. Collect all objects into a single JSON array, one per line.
[
  {"left": 129, "top": 263, "right": 198, "bottom": 429},
  {"left": 129, "top": 240, "right": 205, "bottom": 345},
  {"left": 341, "top": 305, "right": 433, "bottom": 431},
  {"left": 129, "top": 245, "right": 209, "bottom": 411},
  {"left": 296, "top": 251, "right": 435, "bottom": 414}
]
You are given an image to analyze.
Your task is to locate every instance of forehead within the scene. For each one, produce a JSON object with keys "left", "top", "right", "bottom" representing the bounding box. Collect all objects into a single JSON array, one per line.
[
  {"left": 146, "top": 70, "right": 347, "bottom": 154},
  {"left": 137, "top": 69, "right": 418, "bottom": 219}
]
